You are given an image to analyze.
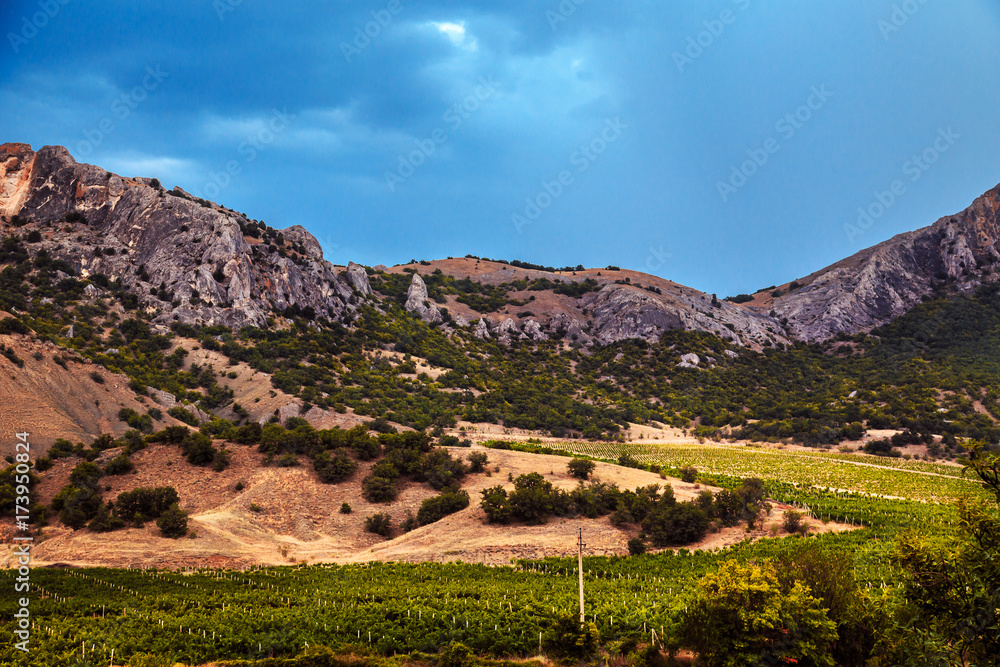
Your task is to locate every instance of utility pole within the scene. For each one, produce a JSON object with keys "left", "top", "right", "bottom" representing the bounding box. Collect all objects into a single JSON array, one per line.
[{"left": 577, "top": 527, "right": 585, "bottom": 626}]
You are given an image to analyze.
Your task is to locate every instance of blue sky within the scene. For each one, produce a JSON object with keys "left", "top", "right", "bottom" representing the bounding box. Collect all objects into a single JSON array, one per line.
[{"left": 3, "top": 1, "right": 1000, "bottom": 296}]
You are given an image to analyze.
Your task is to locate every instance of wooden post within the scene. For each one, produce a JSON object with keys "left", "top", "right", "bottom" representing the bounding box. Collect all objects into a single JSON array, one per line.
[{"left": 577, "top": 527, "right": 585, "bottom": 626}]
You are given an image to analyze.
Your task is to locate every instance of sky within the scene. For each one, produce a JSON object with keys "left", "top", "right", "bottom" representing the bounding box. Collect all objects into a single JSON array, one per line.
[{"left": 2, "top": 1, "right": 1000, "bottom": 297}]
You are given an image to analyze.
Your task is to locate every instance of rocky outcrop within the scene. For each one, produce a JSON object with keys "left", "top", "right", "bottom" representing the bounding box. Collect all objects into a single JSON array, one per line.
[
  {"left": 6, "top": 142, "right": 1000, "bottom": 348},
  {"left": 346, "top": 262, "right": 372, "bottom": 296},
  {"left": 472, "top": 318, "right": 491, "bottom": 339},
  {"left": 771, "top": 183, "right": 1000, "bottom": 341},
  {"left": 404, "top": 273, "right": 442, "bottom": 323},
  {"left": 0, "top": 143, "right": 356, "bottom": 329},
  {"left": 677, "top": 353, "right": 700, "bottom": 369},
  {"left": 281, "top": 225, "right": 323, "bottom": 260},
  {"left": 521, "top": 319, "right": 548, "bottom": 341},
  {"left": 583, "top": 284, "right": 788, "bottom": 348}
]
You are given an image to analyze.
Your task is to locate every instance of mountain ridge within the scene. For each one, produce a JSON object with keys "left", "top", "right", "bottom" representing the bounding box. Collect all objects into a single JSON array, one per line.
[{"left": 3, "top": 141, "right": 1000, "bottom": 348}]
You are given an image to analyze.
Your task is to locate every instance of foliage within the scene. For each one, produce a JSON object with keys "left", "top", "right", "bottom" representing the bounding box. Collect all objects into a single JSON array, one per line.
[
  {"left": 364, "top": 512, "right": 392, "bottom": 537},
  {"left": 417, "top": 490, "right": 470, "bottom": 526},
  {"left": 887, "top": 441, "right": 1000, "bottom": 665},
  {"left": 541, "top": 614, "right": 601, "bottom": 660},
  {"left": 115, "top": 487, "right": 180, "bottom": 524},
  {"left": 567, "top": 457, "right": 596, "bottom": 480},
  {"left": 674, "top": 559, "right": 838, "bottom": 667},
  {"left": 156, "top": 503, "right": 189, "bottom": 538}
]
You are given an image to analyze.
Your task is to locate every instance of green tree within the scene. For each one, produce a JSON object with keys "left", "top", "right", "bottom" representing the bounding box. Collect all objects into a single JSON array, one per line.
[
  {"left": 156, "top": 503, "right": 189, "bottom": 538},
  {"left": 568, "top": 457, "right": 596, "bottom": 480},
  {"left": 886, "top": 442, "right": 1000, "bottom": 665},
  {"left": 675, "top": 559, "right": 838, "bottom": 667},
  {"left": 541, "top": 614, "right": 601, "bottom": 660}
]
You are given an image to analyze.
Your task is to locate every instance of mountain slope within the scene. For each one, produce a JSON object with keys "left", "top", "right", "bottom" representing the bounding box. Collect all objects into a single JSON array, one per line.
[
  {"left": 0, "top": 143, "right": 356, "bottom": 329},
  {"left": 767, "top": 185, "right": 1000, "bottom": 341}
]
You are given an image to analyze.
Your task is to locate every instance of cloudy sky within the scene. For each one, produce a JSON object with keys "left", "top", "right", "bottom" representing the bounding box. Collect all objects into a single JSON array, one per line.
[{"left": 3, "top": 1, "right": 1000, "bottom": 295}]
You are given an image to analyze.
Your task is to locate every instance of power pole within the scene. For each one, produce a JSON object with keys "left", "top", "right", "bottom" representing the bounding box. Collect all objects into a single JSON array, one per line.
[{"left": 577, "top": 527, "right": 586, "bottom": 626}]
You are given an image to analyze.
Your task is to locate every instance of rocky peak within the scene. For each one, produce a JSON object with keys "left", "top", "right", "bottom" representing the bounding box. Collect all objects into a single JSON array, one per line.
[
  {"left": 404, "top": 272, "right": 442, "bottom": 323},
  {"left": 281, "top": 225, "right": 323, "bottom": 260},
  {"left": 770, "top": 183, "right": 1000, "bottom": 341},
  {"left": 347, "top": 261, "right": 373, "bottom": 296},
  {"left": 0, "top": 143, "right": 356, "bottom": 329}
]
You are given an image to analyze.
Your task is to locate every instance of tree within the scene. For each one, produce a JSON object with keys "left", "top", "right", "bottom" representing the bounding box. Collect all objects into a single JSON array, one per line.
[
  {"left": 886, "top": 442, "right": 1000, "bottom": 665},
  {"left": 417, "top": 490, "right": 470, "bottom": 525},
  {"left": 675, "top": 559, "right": 838, "bottom": 667},
  {"left": 183, "top": 433, "right": 217, "bottom": 466},
  {"left": 508, "top": 472, "right": 557, "bottom": 525},
  {"left": 362, "top": 475, "right": 397, "bottom": 503},
  {"left": 364, "top": 512, "right": 392, "bottom": 537},
  {"left": 541, "top": 614, "right": 601, "bottom": 660},
  {"left": 643, "top": 501, "right": 709, "bottom": 547},
  {"left": 480, "top": 486, "right": 511, "bottom": 524},
  {"left": 313, "top": 449, "right": 357, "bottom": 483},
  {"left": 156, "top": 503, "right": 189, "bottom": 538},
  {"left": 467, "top": 451, "right": 489, "bottom": 473},
  {"left": 568, "top": 457, "right": 596, "bottom": 480}
]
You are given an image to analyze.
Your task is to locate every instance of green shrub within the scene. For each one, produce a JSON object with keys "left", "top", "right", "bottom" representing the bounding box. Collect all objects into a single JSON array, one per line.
[
  {"left": 313, "top": 449, "right": 357, "bottom": 483},
  {"left": 568, "top": 457, "right": 596, "bottom": 479},
  {"left": 339, "top": 502, "right": 352, "bottom": 514},
  {"left": 104, "top": 454, "right": 134, "bottom": 476},
  {"left": 115, "top": 487, "right": 179, "bottom": 523},
  {"left": 168, "top": 406, "right": 199, "bottom": 426},
  {"left": 364, "top": 512, "right": 392, "bottom": 537},
  {"left": 362, "top": 475, "right": 397, "bottom": 503},
  {"left": 467, "top": 451, "right": 488, "bottom": 473},
  {"left": 156, "top": 503, "right": 189, "bottom": 538},
  {"left": 417, "top": 490, "right": 470, "bottom": 525}
]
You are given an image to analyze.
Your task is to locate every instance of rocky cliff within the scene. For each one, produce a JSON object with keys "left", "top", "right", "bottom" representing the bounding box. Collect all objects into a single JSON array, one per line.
[
  {"left": 770, "top": 184, "right": 1000, "bottom": 341},
  {"left": 4, "top": 142, "right": 1000, "bottom": 347},
  {"left": 0, "top": 143, "right": 359, "bottom": 329}
]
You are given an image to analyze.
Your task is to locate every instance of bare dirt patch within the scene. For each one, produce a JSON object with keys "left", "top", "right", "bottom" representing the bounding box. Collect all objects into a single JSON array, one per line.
[{"left": 4, "top": 444, "right": 851, "bottom": 569}]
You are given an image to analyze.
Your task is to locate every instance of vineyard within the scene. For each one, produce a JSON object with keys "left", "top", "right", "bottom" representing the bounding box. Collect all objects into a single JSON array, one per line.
[
  {"left": 1, "top": 441, "right": 983, "bottom": 667},
  {"left": 521, "top": 440, "right": 983, "bottom": 504}
]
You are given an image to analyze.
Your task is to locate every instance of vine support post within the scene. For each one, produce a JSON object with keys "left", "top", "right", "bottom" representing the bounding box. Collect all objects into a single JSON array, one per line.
[{"left": 578, "top": 527, "right": 586, "bottom": 626}]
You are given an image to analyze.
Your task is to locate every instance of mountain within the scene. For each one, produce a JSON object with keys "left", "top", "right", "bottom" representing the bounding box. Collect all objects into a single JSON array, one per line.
[
  {"left": 4, "top": 141, "right": 1000, "bottom": 451},
  {"left": 0, "top": 143, "right": 356, "bottom": 330},
  {"left": 767, "top": 184, "right": 1000, "bottom": 341},
  {"left": 4, "top": 143, "right": 1000, "bottom": 349}
]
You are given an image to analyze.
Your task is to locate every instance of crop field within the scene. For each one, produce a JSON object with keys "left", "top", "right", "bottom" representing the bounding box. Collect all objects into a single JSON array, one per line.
[
  {"left": 532, "top": 440, "right": 982, "bottom": 504},
  {"left": 0, "top": 443, "right": 983, "bottom": 666}
]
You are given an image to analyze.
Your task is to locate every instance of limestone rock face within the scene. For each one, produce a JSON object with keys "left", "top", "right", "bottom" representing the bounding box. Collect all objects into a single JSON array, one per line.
[
  {"left": 473, "top": 319, "right": 491, "bottom": 339},
  {"left": 494, "top": 318, "right": 522, "bottom": 345},
  {"left": 521, "top": 319, "right": 548, "bottom": 341},
  {"left": 346, "top": 262, "right": 372, "bottom": 296},
  {"left": 404, "top": 273, "right": 442, "bottom": 323},
  {"left": 582, "top": 284, "right": 786, "bottom": 348},
  {"left": 677, "top": 353, "right": 700, "bottom": 369},
  {"left": 280, "top": 225, "right": 324, "bottom": 260},
  {"left": 770, "top": 183, "right": 1000, "bottom": 341},
  {"left": 0, "top": 143, "right": 356, "bottom": 329}
]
